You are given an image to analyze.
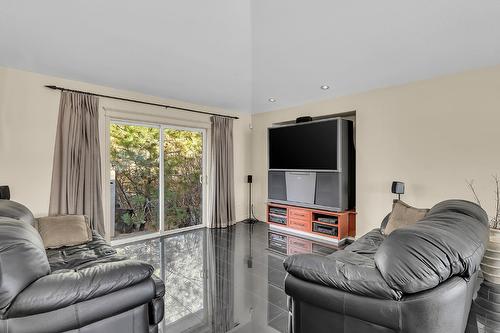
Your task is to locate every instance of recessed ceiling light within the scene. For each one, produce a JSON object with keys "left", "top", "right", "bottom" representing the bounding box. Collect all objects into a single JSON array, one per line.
[
  {"left": 268, "top": 98, "right": 276, "bottom": 102},
  {"left": 320, "top": 85, "right": 330, "bottom": 90}
]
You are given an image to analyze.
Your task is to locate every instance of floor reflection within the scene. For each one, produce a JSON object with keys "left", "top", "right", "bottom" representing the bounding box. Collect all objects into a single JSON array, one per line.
[
  {"left": 115, "top": 222, "right": 344, "bottom": 333},
  {"left": 115, "top": 223, "right": 500, "bottom": 333}
]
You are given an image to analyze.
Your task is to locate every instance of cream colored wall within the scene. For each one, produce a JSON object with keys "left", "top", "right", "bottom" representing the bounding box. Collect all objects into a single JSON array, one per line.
[
  {"left": 0, "top": 67, "right": 252, "bottom": 231},
  {"left": 251, "top": 65, "right": 500, "bottom": 237},
  {"left": 3, "top": 64, "right": 500, "bottom": 239}
]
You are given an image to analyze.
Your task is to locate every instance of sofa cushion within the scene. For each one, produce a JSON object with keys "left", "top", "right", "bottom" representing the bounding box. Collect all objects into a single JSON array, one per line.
[
  {"left": 46, "top": 231, "right": 118, "bottom": 272},
  {"left": 383, "top": 200, "right": 428, "bottom": 235},
  {"left": 344, "top": 228, "right": 386, "bottom": 257},
  {"left": 37, "top": 215, "right": 93, "bottom": 249},
  {"left": 6, "top": 259, "right": 154, "bottom": 317},
  {"left": 375, "top": 199, "right": 489, "bottom": 294},
  {"left": 0, "top": 218, "right": 51, "bottom": 315},
  {"left": 284, "top": 229, "right": 401, "bottom": 300}
]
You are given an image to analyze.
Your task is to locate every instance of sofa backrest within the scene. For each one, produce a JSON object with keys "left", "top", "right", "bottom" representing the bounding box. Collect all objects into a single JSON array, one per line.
[
  {"left": 0, "top": 199, "right": 36, "bottom": 225},
  {"left": 0, "top": 202, "right": 50, "bottom": 315},
  {"left": 374, "top": 199, "right": 489, "bottom": 294},
  {"left": 379, "top": 213, "right": 391, "bottom": 232}
]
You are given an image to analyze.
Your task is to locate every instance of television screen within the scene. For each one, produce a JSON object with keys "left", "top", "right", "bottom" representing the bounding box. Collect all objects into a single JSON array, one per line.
[{"left": 268, "top": 119, "right": 338, "bottom": 170}]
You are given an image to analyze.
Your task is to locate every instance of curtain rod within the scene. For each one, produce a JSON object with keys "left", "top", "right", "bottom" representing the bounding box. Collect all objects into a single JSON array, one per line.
[{"left": 44, "top": 85, "right": 239, "bottom": 120}]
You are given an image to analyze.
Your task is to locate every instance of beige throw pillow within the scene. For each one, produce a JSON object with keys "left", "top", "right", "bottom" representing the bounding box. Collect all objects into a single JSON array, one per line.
[
  {"left": 37, "top": 215, "right": 92, "bottom": 249},
  {"left": 383, "top": 200, "right": 429, "bottom": 235}
]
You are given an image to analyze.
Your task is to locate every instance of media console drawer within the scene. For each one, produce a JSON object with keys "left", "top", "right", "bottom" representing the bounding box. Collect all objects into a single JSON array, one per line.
[
  {"left": 289, "top": 208, "right": 310, "bottom": 221},
  {"left": 288, "top": 218, "right": 310, "bottom": 232}
]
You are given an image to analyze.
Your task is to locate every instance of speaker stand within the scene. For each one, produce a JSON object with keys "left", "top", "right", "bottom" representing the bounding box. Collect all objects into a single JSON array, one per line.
[{"left": 244, "top": 181, "right": 259, "bottom": 224}]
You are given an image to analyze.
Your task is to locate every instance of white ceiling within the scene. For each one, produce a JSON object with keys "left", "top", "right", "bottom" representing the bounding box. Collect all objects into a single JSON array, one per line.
[
  {"left": 0, "top": 0, "right": 252, "bottom": 111},
  {"left": 1, "top": 1, "right": 500, "bottom": 114}
]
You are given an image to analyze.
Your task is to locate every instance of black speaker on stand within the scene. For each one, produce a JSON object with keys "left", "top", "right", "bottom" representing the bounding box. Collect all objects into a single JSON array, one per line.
[
  {"left": 391, "top": 181, "right": 405, "bottom": 200},
  {"left": 244, "top": 175, "right": 259, "bottom": 224},
  {"left": 0, "top": 186, "right": 10, "bottom": 200}
]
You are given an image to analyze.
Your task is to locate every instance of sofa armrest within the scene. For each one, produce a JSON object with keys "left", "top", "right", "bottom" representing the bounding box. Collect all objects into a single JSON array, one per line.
[
  {"left": 148, "top": 275, "right": 165, "bottom": 325},
  {"left": 6, "top": 259, "right": 154, "bottom": 317},
  {"left": 284, "top": 252, "right": 401, "bottom": 300},
  {"left": 152, "top": 275, "right": 165, "bottom": 299}
]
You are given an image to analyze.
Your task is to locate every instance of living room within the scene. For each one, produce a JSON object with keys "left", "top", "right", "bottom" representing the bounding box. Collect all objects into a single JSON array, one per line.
[{"left": 1, "top": 1, "right": 500, "bottom": 333}]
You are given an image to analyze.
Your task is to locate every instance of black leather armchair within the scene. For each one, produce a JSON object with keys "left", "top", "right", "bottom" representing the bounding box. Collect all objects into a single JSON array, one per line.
[
  {"left": 0, "top": 200, "right": 164, "bottom": 333},
  {"left": 284, "top": 200, "right": 489, "bottom": 333}
]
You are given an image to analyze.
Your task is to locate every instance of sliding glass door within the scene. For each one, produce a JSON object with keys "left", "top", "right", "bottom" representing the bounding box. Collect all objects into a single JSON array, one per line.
[
  {"left": 110, "top": 123, "right": 160, "bottom": 239},
  {"left": 163, "top": 127, "right": 204, "bottom": 231},
  {"left": 110, "top": 121, "right": 205, "bottom": 240}
]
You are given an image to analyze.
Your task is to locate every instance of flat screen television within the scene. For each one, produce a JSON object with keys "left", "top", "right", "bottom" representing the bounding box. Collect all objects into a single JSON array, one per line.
[{"left": 268, "top": 119, "right": 338, "bottom": 171}]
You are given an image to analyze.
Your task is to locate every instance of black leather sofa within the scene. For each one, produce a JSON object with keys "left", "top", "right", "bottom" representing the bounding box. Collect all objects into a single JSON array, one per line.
[
  {"left": 284, "top": 200, "right": 489, "bottom": 333},
  {"left": 0, "top": 200, "right": 164, "bottom": 333}
]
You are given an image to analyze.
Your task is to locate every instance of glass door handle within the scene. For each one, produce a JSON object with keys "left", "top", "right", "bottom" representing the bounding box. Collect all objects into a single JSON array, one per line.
[{"left": 199, "top": 175, "right": 203, "bottom": 184}]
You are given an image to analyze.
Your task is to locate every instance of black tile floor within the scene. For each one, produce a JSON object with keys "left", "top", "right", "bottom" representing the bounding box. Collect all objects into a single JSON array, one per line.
[
  {"left": 114, "top": 221, "right": 346, "bottom": 333},
  {"left": 115, "top": 221, "right": 497, "bottom": 333}
]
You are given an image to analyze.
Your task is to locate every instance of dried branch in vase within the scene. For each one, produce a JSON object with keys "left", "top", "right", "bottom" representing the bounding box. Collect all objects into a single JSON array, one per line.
[
  {"left": 466, "top": 175, "right": 500, "bottom": 229},
  {"left": 494, "top": 175, "right": 500, "bottom": 229},
  {"left": 466, "top": 179, "right": 481, "bottom": 206}
]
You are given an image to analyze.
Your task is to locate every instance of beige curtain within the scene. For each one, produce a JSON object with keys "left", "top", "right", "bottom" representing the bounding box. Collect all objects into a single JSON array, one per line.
[
  {"left": 49, "top": 91, "right": 105, "bottom": 235},
  {"left": 209, "top": 116, "right": 235, "bottom": 228}
]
